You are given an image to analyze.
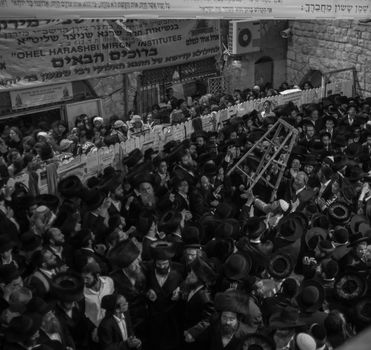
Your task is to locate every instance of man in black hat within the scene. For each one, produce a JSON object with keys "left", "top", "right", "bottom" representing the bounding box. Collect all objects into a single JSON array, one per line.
[
  {"left": 145, "top": 241, "right": 183, "bottom": 350},
  {"left": 236, "top": 217, "right": 272, "bottom": 276},
  {"left": 82, "top": 189, "right": 111, "bottom": 244},
  {"left": 191, "top": 290, "right": 251, "bottom": 350},
  {"left": 3, "top": 314, "right": 42, "bottom": 350},
  {"left": 53, "top": 272, "right": 94, "bottom": 350},
  {"left": 182, "top": 257, "right": 215, "bottom": 350},
  {"left": 109, "top": 240, "right": 148, "bottom": 345}
]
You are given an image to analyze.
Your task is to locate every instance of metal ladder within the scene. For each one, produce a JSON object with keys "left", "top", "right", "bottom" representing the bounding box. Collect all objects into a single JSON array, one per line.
[{"left": 227, "top": 118, "right": 299, "bottom": 202}]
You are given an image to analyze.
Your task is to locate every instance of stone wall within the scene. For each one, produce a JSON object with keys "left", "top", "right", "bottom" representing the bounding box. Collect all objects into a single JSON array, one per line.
[
  {"left": 287, "top": 20, "right": 371, "bottom": 97},
  {"left": 88, "top": 74, "right": 126, "bottom": 120}
]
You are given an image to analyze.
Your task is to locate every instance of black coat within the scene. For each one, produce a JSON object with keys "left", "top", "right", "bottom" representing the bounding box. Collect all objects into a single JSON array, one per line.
[
  {"left": 110, "top": 269, "right": 148, "bottom": 331},
  {"left": 98, "top": 312, "right": 134, "bottom": 350},
  {"left": 54, "top": 302, "right": 94, "bottom": 350},
  {"left": 146, "top": 263, "right": 183, "bottom": 350},
  {"left": 183, "top": 286, "right": 214, "bottom": 350}
]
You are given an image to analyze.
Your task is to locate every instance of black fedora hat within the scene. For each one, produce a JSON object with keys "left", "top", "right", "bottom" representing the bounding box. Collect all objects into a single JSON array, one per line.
[
  {"left": 269, "top": 306, "right": 305, "bottom": 329},
  {"left": 122, "top": 148, "right": 143, "bottom": 168},
  {"left": 297, "top": 279, "right": 325, "bottom": 313},
  {"left": 327, "top": 201, "right": 351, "bottom": 225},
  {"left": 162, "top": 140, "right": 179, "bottom": 154},
  {"left": 158, "top": 210, "right": 183, "bottom": 234},
  {"left": 132, "top": 172, "right": 154, "bottom": 189},
  {"left": 345, "top": 144, "right": 362, "bottom": 161},
  {"left": 289, "top": 212, "right": 309, "bottom": 233},
  {"left": 349, "top": 215, "right": 369, "bottom": 235},
  {"left": 332, "top": 156, "right": 348, "bottom": 171},
  {"left": 84, "top": 189, "right": 106, "bottom": 211},
  {"left": 6, "top": 314, "right": 42, "bottom": 343},
  {"left": 0, "top": 263, "right": 20, "bottom": 284},
  {"left": 51, "top": 271, "right": 84, "bottom": 302},
  {"left": 348, "top": 232, "right": 370, "bottom": 247},
  {"left": 303, "top": 154, "right": 317, "bottom": 166},
  {"left": 99, "top": 169, "right": 123, "bottom": 194},
  {"left": 267, "top": 253, "right": 293, "bottom": 280},
  {"left": 150, "top": 241, "right": 176, "bottom": 260},
  {"left": 35, "top": 194, "right": 60, "bottom": 212},
  {"left": 0, "top": 235, "right": 16, "bottom": 254},
  {"left": 305, "top": 227, "right": 327, "bottom": 250},
  {"left": 243, "top": 217, "right": 266, "bottom": 240},
  {"left": 223, "top": 253, "right": 251, "bottom": 281},
  {"left": 277, "top": 214, "right": 303, "bottom": 242},
  {"left": 334, "top": 272, "right": 367, "bottom": 302},
  {"left": 202, "top": 161, "right": 217, "bottom": 177},
  {"left": 26, "top": 296, "right": 54, "bottom": 316},
  {"left": 242, "top": 333, "right": 275, "bottom": 350},
  {"left": 57, "top": 175, "right": 83, "bottom": 198},
  {"left": 182, "top": 225, "right": 201, "bottom": 249},
  {"left": 191, "top": 257, "right": 217, "bottom": 286},
  {"left": 354, "top": 298, "right": 371, "bottom": 324},
  {"left": 108, "top": 239, "right": 140, "bottom": 268},
  {"left": 346, "top": 166, "right": 366, "bottom": 182},
  {"left": 20, "top": 232, "right": 42, "bottom": 252}
]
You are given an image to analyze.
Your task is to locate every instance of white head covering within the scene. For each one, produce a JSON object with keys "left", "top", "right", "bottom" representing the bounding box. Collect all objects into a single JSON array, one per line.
[
  {"left": 278, "top": 199, "right": 289, "bottom": 212},
  {"left": 295, "top": 333, "right": 316, "bottom": 350},
  {"left": 93, "top": 116, "right": 104, "bottom": 124}
]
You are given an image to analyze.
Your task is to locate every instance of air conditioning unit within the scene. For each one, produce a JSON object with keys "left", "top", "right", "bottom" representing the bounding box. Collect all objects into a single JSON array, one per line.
[{"left": 228, "top": 20, "right": 261, "bottom": 55}]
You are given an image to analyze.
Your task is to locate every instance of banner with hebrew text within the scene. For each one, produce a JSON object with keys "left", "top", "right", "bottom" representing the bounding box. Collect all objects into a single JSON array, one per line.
[
  {"left": 0, "top": 19, "right": 220, "bottom": 90},
  {"left": 0, "top": 0, "right": 369, "bottom": 19}
]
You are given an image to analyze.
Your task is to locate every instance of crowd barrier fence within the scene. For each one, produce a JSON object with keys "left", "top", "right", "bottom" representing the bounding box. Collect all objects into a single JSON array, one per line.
[{"left": 11, "top": 87, "right": 326, "bottom": 194}]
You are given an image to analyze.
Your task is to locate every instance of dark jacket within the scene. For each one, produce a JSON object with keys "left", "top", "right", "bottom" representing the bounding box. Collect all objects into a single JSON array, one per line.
[
  {"left": 98, "top": 312, "right": 134, "bottom": 350},
  {"left": 110, "top": 269, "right": 148, "bottom": 331},
  {"left": 183, "top": 286, "right": 214, "bottom": 350}
]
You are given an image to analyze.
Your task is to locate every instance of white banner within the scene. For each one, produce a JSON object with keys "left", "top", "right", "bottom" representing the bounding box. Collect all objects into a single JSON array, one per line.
[
  {"left": 0, "top": 0, "right": 369, "bottom": 19},
  {"left": 10, "top": 82, "right": 73, "bottom": 109},
  {"left": 0, "top": 19, "right": 220, "bottom": 90}
]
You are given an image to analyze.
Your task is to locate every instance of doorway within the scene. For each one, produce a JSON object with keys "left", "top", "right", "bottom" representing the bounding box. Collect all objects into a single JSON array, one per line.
[{"left": 255, "top": 56, "right": 274, "bottom": 87}]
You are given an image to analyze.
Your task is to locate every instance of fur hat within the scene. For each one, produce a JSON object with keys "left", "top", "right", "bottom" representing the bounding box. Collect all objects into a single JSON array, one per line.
[
  {"left": 214, "top": 290, "right": 250, "bottom": 316},
  {"left": 51, "top": 272, "right": 84, "bottom": 302},
  {"left": 109, "top": 239, "right": 140, "bottom": 268},
  {"left": 58, "top": 175, "right": 83, "bottom": 198},
  {"left": 150, "top": 241, "right": 175, "bottom": 260}
]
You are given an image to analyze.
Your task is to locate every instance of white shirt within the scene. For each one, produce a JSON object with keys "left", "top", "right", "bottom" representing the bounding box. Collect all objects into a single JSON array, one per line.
[
  {"left": 84, "top": 276, "right": 115, "bottom": 327},
  {"left": 319, "top": 179, "right": 331, "bottom": 197},
  {"left": 111, "top": 199, "right": 121, "bottom": 213},
  {"left": 113, "top": 313, "right": 128, "bottom": 341}
]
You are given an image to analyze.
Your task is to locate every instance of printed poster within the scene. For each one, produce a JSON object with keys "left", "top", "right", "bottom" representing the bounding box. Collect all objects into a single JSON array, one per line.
[{"left": 0, "top": 19, "right": 220, "bottom": 90}]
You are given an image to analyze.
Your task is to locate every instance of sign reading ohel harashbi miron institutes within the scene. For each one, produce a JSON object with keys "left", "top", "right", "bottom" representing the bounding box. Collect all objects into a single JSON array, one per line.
[
  {"left": 0, "top": 0, "right": 369, "bottom": 19},
  {"left": 0, "top": 19, "right": 220, "bottom": 90}
]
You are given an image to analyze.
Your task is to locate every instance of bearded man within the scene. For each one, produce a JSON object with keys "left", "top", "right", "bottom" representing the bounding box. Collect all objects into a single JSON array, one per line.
[
  {"left": 109, "top": 240, "right": 149, "bottom": 346},
  {"left": 81, "top": 261, "right": 115, "bottom": 329}
]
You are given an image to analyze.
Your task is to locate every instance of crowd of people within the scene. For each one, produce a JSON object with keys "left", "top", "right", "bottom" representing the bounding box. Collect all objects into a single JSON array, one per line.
[
  {"left": 0, "top": 80, "right": 312, "bottom": 186},
  {"left": 0, "top": 86, "right": 371, "bottom": 350}
]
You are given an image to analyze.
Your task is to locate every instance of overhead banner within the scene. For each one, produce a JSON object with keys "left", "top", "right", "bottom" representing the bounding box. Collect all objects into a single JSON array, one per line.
[
  {"left": 0, "top": 19, "right": 220, "bottom": 90},
  {"left": 0, "top": 0, "right": 369, "bottom": 19},
  {"left": 10, "top": 82, "right": 73, "bottom": 109}
]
